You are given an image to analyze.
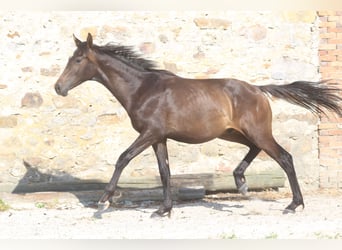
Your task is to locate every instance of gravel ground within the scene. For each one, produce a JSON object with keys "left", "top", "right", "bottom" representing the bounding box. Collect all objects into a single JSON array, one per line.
[{"left": 1, "top": 189, "right": 342, "bottom": 239}]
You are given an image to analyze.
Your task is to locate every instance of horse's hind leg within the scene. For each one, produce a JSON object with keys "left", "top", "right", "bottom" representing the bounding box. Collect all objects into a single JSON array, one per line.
[
  {"left": 263, "top": 140, "right": 304, "bottom": 213},
  {"left": 233, "top": 145, "right": 261, "bottom": 195},
  {"left": 219, "top": 129, "right": 261, "bottom": 195},
  {"left": 247, "top": 133, "right": 304, "bottom": 213}
]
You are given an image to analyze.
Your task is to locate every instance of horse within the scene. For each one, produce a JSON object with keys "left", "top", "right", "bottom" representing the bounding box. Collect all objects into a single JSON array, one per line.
[{"left": 54, "top": 33, "right": 342, "bottom": 217}]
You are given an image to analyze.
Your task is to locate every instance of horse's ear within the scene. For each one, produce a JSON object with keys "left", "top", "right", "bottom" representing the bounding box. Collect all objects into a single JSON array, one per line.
[
  {"left": 87, "top": 33, "right": 93, "bottom": 49},
  {"left": 73, "top": 34, "right": 82, "bottom": 47}
]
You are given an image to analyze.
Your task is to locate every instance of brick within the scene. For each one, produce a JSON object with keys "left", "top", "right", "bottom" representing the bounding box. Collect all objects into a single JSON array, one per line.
[
  {"left": 319, "top": 21, "right": 336, "bottom": 28},
  {"left": 320, "top": 38, "right": 327, "bottom": 44},
  {"left": 319, "top": 27, "right": 327, "bottom": 34},
  {"left": 319, "top": 50, "right": 328, "bottom": 56},
  {"left": 327, "top": 165, "right": 342, "bottom": 172},
  {"left": 328, "top": 50, "right": 342, "bottom": 56},
  {"left": 319, "top": 129, "right": 342, "bottom": 136},
  {"left": 338, "top": 172, "right": 342, "bottom": 188},
  {"left": 319, "top": 66, "right": 342, "bottom": 73},
  {"left": 320, "top": 152, "right": 341, "bottom": 162},
  {"left": 319, "top": 16, "right": 327, "bottom": 22},
  {"left": 319, "top": 44, "right": 337, "bottom": 50},
  {"left": 320, "top": 158, "right": 340, "bottom": 168},
  {"left": 320, "top": 32, "right": 336, "bottom": 39},
  {"left": 328, "top": 27, "right": 342, "bottom": 33},
  {"left": 320, "top": 113, "right": 342, "bottom": 123},
  {"left": 328, "top": 16, "right": 340, "bottom": 22},
  {"left": 330, "top": 61, "right": 342, "bottom": 67},
  {"left": 319, "top": 123, "right": 339, "bottom": 130},
  {"left": 328, "top": 38, "right": 342, "bottom": 44},
  {"left": 319, "top": 136, "right": 334, "bottom": 147},
  {"left": 320, "top": 54, "right": 336, "bottom": 62},
  {"left": 318, "top": 11, "right": 337, "bottom": 16}
]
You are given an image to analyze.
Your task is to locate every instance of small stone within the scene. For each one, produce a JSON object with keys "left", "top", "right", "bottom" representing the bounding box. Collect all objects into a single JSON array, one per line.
[
  {"left": 159, "top": 34, "right": 168, "bottom": 43},
  {"left": 39, "top": 51, "right": 51, "bottom": 56},
  {"left": 139, "top": 42, "right": 155, "bottom": 54},
  {"left": 7, "top": 31, "right": 20, "bottom": 39},
  {"left": 97, "top": 114, "right": 120, "bottom": 125},
  {"left": 246, "top": 24, "right": 267, "bottom": 41},
  {"left": 193, "top": 51, "right": 206, "bottom": 60},
  {"left": 21, "top": 92, "right": 43, "bottom": 108},
  {"left": 21, "top": 67, "right": 33, "bottom": 73},
  {"left": 163, "top": 62, "right": 178, "bottom": 73}
]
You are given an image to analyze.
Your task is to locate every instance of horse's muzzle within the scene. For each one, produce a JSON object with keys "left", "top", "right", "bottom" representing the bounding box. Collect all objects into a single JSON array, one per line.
[{"left": 54, "top": 83, "right": 68, "bottom": 96}]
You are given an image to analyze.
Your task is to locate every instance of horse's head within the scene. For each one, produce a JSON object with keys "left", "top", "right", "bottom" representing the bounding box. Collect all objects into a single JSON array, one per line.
[{"left": 54, "top": 33, "right": 98, "bottom": 96}]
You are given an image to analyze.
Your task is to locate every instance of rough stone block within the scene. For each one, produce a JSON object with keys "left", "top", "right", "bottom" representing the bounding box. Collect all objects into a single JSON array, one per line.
[
  {"left": 282, "top": 11, "right": 317, "bottom": 23},
  {"left": 40, "top": 64, "right": 61, "bottom": 77},
  {"left": 194, "top": 17, "right": 231, "bottom": 30},
  {"left": 80, "top": 27, "right": 98, "bottom": 40},
  {"left": 0, "top": 116, "right": 18, "bottom": 128},
  {"left": 21, "top": 92, "right": 43, "bottom": 108}
]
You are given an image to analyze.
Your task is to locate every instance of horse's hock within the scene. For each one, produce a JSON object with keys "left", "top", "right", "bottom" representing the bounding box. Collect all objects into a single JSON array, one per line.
[{"left": 0, "top": 11, "right": 341, "bottom": 196}]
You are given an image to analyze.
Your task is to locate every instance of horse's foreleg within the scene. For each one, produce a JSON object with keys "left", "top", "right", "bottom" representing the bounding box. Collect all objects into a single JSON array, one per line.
[
  {"left": 98, "top": 132, "right": 157, "bottom": 209},
  {"left": 151, "top": 141, "right": 173, "bottom": 218}
]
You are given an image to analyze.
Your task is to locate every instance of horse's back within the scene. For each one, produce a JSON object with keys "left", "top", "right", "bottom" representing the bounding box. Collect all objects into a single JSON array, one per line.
[{"left": 155, "top": 76, "right": 268, "bottom": 142}]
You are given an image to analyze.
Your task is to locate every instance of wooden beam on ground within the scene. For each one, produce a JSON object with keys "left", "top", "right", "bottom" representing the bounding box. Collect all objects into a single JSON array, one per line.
[{"left": 1, "top": 169, "right": 285, "bottom": 203}]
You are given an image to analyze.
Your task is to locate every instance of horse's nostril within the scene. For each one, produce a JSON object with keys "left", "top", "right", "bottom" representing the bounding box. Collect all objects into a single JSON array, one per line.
[{"left": 55, "top": 84, "right": 61, "bottom": 94}]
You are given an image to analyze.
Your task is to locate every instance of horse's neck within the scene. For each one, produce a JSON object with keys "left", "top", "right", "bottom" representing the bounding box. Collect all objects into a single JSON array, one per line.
[{"left": 97, "top": 56, "right": 146, "bottom": 112}]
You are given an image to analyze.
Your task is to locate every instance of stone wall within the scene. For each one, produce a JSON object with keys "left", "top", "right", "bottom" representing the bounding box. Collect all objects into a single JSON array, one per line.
[{"left": 0, "top": 11, "right": 324, "bottom": 192}]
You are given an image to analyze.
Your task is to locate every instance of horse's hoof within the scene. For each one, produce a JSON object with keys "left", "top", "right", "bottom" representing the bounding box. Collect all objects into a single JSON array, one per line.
[
  {"left": 97, "top": 201, "right": 110, "bottom": 211},
  {"left": 150, "top": 209, "right": 172, "bottom": 219},
  {"left": 283, "top": 208, "right": 296, "bottom": 214},
  {"left": 238, "top": 183, "right": 248, "bottom": 195}
]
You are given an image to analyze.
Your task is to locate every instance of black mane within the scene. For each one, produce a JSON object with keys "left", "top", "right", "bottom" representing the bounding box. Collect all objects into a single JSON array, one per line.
[{"left": 94, "top": 43, "right": 158, "bottom": 71}]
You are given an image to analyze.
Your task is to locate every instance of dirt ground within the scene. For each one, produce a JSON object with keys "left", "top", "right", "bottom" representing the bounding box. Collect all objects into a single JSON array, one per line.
[{"left": 1, "top": 189, "right": 342, "bottom": 239}]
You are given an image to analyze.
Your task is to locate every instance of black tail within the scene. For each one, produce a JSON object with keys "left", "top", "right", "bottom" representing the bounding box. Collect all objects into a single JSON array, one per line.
[{"left": 259, "top": 81, "right": 342, "bottom": 117}]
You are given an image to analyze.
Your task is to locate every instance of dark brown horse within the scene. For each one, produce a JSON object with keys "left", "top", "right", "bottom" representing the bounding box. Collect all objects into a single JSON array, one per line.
[{"left": 55, "top": 33, "right": 342, "bottom": 217}]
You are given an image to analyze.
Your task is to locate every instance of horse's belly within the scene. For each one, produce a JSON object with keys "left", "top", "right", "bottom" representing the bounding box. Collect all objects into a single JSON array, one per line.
[{"left": 167, "top": 116, "right": 231, "bottom": 144}]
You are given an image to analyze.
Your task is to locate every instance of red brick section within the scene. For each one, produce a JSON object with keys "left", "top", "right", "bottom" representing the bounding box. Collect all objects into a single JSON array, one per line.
[{"left": 318, "top": 11, "right": 342, "bottom": 188}]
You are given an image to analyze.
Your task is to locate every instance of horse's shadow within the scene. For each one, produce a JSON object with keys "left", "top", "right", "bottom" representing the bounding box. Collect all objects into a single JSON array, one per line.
[
  {"left": 12, "top": 160, "right": 106, "bottom": 207},
  {"left": 13, "top": 160, "right": 281, "bottom": 218}
]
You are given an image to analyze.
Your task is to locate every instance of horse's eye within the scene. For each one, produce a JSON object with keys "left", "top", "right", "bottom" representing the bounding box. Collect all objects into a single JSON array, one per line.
[{"left": 75, "top": 57, "right": 82, "bottom": 63}]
